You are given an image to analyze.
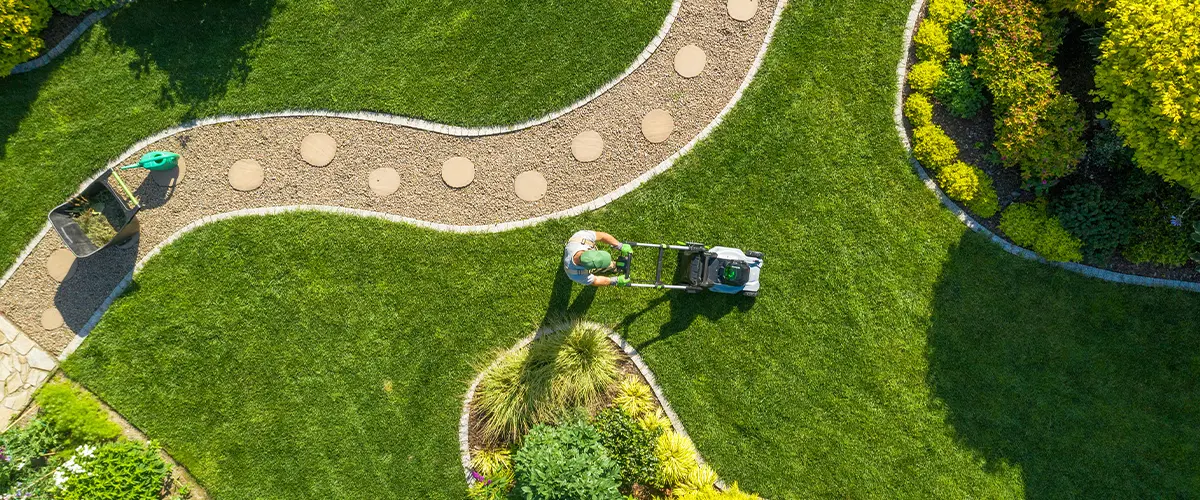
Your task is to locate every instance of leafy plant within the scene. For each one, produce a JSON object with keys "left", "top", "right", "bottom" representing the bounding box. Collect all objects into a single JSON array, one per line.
[
  {"left": 913, "top": 124, "right": 959, "bottom": 170},
  {"left": 1094, "top": 0, "right": 1200, "bottom": 195},
  {"left": 1122, "top": 199, "right": 1195, "bottom": 267},
  {"left": 1000, "top": 202, "right": 1084, "bottom": 262},
  {"left": 594, "top": 407, "right": 662, "bottom": 489},
  {"left": 674, "top": 464, "right": 719, "bottom": 496},
  {"left": 1085, "top": 125, "right": 1134, "bottom": 170},
  {"left": 1050, "top": 184, "right": 1134, "bottom": 263},
  {"left": 927, "top": 0, "right": 967, "bottom": 26},
  {"left": 474, "top": 323, "right": 621, "bottom": 444},
  {"left": 612, "top": 376, "right": 655, "bottom": 419},
  {"left": 934, "top": 58, "right": 986, "bottom": 119},
  {"left": 914, "top": 21, "right": 951, "bottom": 63},
  {"left": 48, "top": 0, "right": 117, "bottom": 15},
  {"left": 0, "top": 0, "right": 50, "bottom": 75},
  {"left": 907, "top": 60, "right": 945, "bottom": 95},
  {"left": 471, "top": 448, "right": 514, "bottom": 485},
  {"left": 637, "top": 411, "right": 672, "bottom": 435},
  {"left": 56, "top": 440, "right": 171, "bottom": 500},
  {"left": 654, "top": 430, "right": 698, "bottom": 487},
  {"left": 35, "top": 382, "right": 121, "bottom": 447},
  {"left": 0, "top": 418, "right": 62, "bottom": 493},
  {"left": 676, "top": 483, "right": 761, "bottom": 500},
  {"left": 947, "top": 17, "right": 978, "bottom": 55},
  {"left": 1045, "top": 0, "right": 1111, "bottom": 24},
  {"left": 512, "top": 419, "right": 621, "bottom": 500},
  {"left": 904, "top": 93, "right": 934, "bottom": 128},
  {"left": 936, "top": 162, "right": 1000, "bottom": 218}
]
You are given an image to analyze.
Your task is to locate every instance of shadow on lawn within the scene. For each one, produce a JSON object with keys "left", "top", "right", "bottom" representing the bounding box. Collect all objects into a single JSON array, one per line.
[
  {"left": 0, "top": 60, "right": 55, "bottom": 158},
  {"left": 103, "top": 0, "right": 277, "bottom": 117},
  {"left": 926, "top": 235, "right": 1200, "bottom": 499}
]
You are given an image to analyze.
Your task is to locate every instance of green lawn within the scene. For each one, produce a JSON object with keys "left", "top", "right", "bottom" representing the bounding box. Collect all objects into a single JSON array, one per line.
[
  {"left": 61, "top": 0, "right": 1200, "bottom": 498},
  {"left": 0, "top": 0, "right": 671, "bottom": 272}
]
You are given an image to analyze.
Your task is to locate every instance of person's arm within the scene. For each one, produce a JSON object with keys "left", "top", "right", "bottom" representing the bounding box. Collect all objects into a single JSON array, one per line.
[
  {"left": 594, "top": 231, "right": 621, "bottom": 248},
  {"left": 592, "top": 276, "right": 615, "bottom": 286}
]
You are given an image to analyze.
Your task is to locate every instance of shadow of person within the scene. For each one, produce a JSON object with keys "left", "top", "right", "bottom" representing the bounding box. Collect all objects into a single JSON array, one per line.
[
  {"left": 52, "top": 231, "right": 139, "bottom": 335},
  {"left": 540, "top": 266, "right": 598, "bottom": 328}
]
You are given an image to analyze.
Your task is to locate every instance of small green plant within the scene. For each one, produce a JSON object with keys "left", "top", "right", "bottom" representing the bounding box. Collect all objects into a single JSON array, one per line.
[
  {"left": 1000, "top": 202, "right": 1084, "bottom": 262},
  {"left": 1121, "top": 201, "right": 1194, "bottom": 267},
  {"left": 612, "top": 376, "right": 655, "bottom": 418},
  {"left": 913, "top": 124, "right": 959, "bottom": 170},
  {"left": 35, "top": 382, "right": 121, "bottom": 446},
  {"left": 56, "top": 440, "right": 171, "bottom": 500},
  {"left": 965, "top": 173, "right": 999, "bottom": 218},
  {"left": 48, "top": 0, "right": 117, "bottom": 15},
  {"left": 637, "top": 411, "right": 672, "bottom": 435},
  {"left": 674, "top": 464, "right": 719, "bottom": 496},
  {"left": 594, "top": 407, "right": 662, "bottom": 489},
  {"left": 947, "top": 17, "right": 978, "bottom": 55},
  {"left": 934, "top": 58, "right": 986, "bottom": 119},
  {"left": 654, "top": 430, "right": 698, "bottom": 487},
  {"left": 907, "top": 60, "right": 946, "bottom": 95},
  {"left": 914, "top": 22, "right": 951, "bottom": 63},
  {"left": 927, "top": 0, "right": 967, "bottom": 26},
  {"left": 0, "top": 418, "right": 62, "bottom": 492},
  {"left": 512, "top": 419, "right": 621, "bottom": 500},
  {"left": 676, "top": 482, "right": 762, "bottom": 499},
  {"left": 904, "top": 93, "right": 934, "bottom": 128},
  {"left": 1050, "top": 184, "right": 1134, "bottom": 263},
  {"left": 471, "top": 448, "right": 514, "bottom": 485},
  {"left": 936, "top": 161, "right": 981, "bottom": 202},
  {"left": 0, "top": 0, "right": 50, "bottom": 75}
]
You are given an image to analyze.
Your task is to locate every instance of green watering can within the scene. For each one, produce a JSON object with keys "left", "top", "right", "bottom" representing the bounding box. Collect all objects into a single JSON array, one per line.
[{"left": 118, "top": 151, "right": 180, "bottom": 172}]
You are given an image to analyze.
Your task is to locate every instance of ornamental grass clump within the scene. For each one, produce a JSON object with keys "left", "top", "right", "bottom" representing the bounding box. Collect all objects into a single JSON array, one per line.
[
  {"left": 655, "top": 430, "right": 698, "bottom": 486},
  {"left": 537, "top": 323, "right": 620, "bottom": 409},
  {"left": 475, "top": 348, "right": 553, "bottom": 444},
  {"left": 612, "top": 375, "right": 655, "bottom": 418}
]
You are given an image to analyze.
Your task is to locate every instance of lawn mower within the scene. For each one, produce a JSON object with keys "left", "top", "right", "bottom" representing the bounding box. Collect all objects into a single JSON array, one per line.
[{"left": 615, "top": 242, "right": 763, "bottom": 296}]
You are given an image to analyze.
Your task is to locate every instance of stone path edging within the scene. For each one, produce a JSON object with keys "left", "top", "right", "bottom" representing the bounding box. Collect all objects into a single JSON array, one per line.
[
  {"left": 892, "top": 0, "right": 1200, "bottom": 294},
  {"left": 457, "top": 321, "right": 720, "bottom": 488},
  {"left": 9, "top": 1, "right": 130, "bottom": 76}
]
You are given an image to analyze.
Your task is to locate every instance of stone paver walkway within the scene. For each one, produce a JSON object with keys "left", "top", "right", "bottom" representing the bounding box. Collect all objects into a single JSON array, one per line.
[{"left": 0, "top": 315, "right": 56, "bottom": 426}]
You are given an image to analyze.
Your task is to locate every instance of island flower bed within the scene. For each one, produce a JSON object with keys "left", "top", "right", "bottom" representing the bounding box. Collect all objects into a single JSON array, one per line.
[
  {"left": 903, "top": 0, "right": 1200, "bottom": 281},
  {"left": 463, "top": 322, "right": 759, "bottom": 500}
]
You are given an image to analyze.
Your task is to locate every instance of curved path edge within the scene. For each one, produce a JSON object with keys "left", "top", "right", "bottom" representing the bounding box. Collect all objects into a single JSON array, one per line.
[
  {"left": 457, "top": 321, "right": 723, "bottom": 489},
  {"left": 9, "top": 0, "right": 130, "bottom": 75},
  {"left": 892, "top": 0, "right": 1200, "bottom": 294}
]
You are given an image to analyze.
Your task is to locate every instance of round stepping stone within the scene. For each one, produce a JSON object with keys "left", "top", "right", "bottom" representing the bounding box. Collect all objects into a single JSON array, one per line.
[
  {"left": 46, "top": 248, "right": 75, "bottom": 282},
  {"left": 150, "top": 155, "right": 185, "bottom": 187},
  {"left": 674, "top": 44, "right": 707, "bottom": 78},
  {"left": 727, "top": 0, "right": 758, "bottom": 21},
  {"left": 514, "top": 171, "right": 547, "bottom": 202},
  {"left": 300, "top": 133, "right": 337, "bottom": 167},
  {"left": 571, "top": 130, "right": 605, "bottom": 162},
  {"left": 441, "top": 157, "right": 475, "bottom": 188},
  {"left": 228, "top": 159, "right": 265, "bottom": 192},
  {"left": 369, "top": 167, "right": 402, "bottom": 197},
  {"left": 40, "top": 308, "right": 63, "bottom": 331},
  {"left": 641, "top": 109, "right": 675, "bottom": 144}
]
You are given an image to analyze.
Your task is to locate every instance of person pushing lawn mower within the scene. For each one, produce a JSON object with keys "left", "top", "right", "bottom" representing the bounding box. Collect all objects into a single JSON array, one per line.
[{"left": 563, "top": 230, "right": 633, "bottom": 287}]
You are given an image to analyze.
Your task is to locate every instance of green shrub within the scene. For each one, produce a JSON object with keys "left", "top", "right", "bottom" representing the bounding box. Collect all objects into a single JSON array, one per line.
[
  {"left": 965, "top": 171, "right": 999, "bottom": 218},
  {"left": 677, "top": 483, "right": 761, "bottom": 500},
  {"left": 1085, "top": 125, "right": 1135, "bottom": 170},
  {"left": 907, "top": 60, "right": 945, "bottom": 95},
  {"left": 475, "top": 323, "right": 621, "bottom": 444},
  {"left": 512, "top": 419, "right": 621, "bottom": 500},
  {"left": 947, "top": 17, "right": 978, "bottom": 55},
  {"left": 913, "top": 124, "right": 959, "bottom": 170},
  {"left": 1000, "top": 202, "right": 1084, "bottom": 262},
  {"left": 594, "top": 407, "right": 662, "bottom": 489},
  {"left": 0, "top": 419, "right": 62, "bottom": 492},
  {"left": 655, "top": 430, "right": 698, "bottom": 487},
  {"left": 48, "top": 0, "right": 116, "bottom": 16},
  {"left": 1045, "top": 0, "right": 1111, "bottom": 24},
  {"left": 914, "top": 22, "right": 951, "bottom": 63},
  {"left": 0, "top": 0, "right": 51, "bottom": 75},
  {"left": 934, "top": 58, "right": 986, "bottom": 119},
  {"left": 1050, "top": 184, "right": 1134, "bottom": 262},
  {"left": 56, "top": 440, "right": 170, "bottom": 500},
  {"left": 1094, "top": 0, "right": 1200, "bottom": 195},
  {"left": 934, "top": 161, "right": 999, "bottom": 218},
  {"left": 904, "top": 93, "right": 934, "bottom": 128},
  {"left": 993, "top": 91, "right": 1087, "bottom": 180},
  {"left": 927, "top": 0, "right": 967, "bottom": 26},
  {"left": 35, "top": 382, "right": 121, "bottom": 446},
  {"left": 1122, "top": 199, "right": 1194, "bottom": 267},
  {"left": 675, "top": 464, "right": 719, "bottom": 497}
]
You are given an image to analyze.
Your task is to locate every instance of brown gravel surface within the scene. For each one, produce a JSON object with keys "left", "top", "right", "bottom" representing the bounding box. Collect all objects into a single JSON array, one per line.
[{"left": 0, "top": 0, "right": 777, "bottom": 354}]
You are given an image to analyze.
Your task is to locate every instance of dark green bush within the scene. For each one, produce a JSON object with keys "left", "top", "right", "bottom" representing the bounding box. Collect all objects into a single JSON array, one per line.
[
  {"left": 57, "top": 440, "right": 170, "bottom": 500},
  {"left": 0, "top": 419, "right": 62, "bottom": 493},
  {"left": 513, "top": 419, "right": 621, "bottom": 500},
  {"left": 35, "top": 382, "right": 121, "bottom": 446},
  {"left": 934, "top": 58, "right": 987, "bottom": 119},
  {"left": 947, "top": 17, "right": 978, "bottom": 55},
  {"left": 593, "top": 407, "right": 662, "bottom": 489},
  {"left": 1122, "top": 200, "right": 1195, "bottom": 267},
  {"left": 1050, "top": 184, "right": 1134, "bottom": 263},
  {"left": 1085, "top": 125, "right": 1134, "bottom": 170},
  {"left": 48, "top": 0, "right": 117, "bottom": 16}
]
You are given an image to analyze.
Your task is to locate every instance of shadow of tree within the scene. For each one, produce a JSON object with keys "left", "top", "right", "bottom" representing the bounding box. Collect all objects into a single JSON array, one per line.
[
  {"left": 927, "top": 235, "right": 1200, "bottom": 498},
  {"left": 102, "top": 0, "right": 278, "bottom": 116},
  {"left": 0, "top": 61, "right": 55, "bottom": 158}
]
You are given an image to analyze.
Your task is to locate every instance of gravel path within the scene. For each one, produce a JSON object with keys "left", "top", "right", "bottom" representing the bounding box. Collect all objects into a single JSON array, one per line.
[{"left": 0, "top": 0, "right": 779, "bottom": 354}]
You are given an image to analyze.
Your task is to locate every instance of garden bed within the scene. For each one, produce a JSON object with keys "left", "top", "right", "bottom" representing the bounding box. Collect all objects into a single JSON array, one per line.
[
  {"left": 462, "top": 322, "right": 758, "bottom": 499},
  {"left": 902, "top": 0, "right": 1200, "bottom": 283},
  {"left": 37, "top": 10, "right": 91, "bottom": 56}
]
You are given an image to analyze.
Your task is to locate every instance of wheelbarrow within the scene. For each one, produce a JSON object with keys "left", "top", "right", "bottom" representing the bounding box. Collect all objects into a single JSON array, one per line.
[{"left": 48, "top": 166, "right": 142, "bottom": 258}]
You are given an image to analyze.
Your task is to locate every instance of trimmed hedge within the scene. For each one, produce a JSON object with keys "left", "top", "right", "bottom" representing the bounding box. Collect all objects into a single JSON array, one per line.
[
  {"left": 913, "top": 124, "right": 959, "bottom": 170},
  {"left": 0, "top": 0, "right": 50, "bottom": 74}
]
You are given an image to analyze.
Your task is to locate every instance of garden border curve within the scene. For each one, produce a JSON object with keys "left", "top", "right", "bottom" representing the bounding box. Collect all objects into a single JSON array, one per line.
[
  {"left": 8, "top": 1, "right": 129, "bottom": 75},
  {"left": 892, "top": 0, "right": 1200, "bottom": 294},
  {"left": 457, "top": 321, "right": 720, "bottom": 488}
]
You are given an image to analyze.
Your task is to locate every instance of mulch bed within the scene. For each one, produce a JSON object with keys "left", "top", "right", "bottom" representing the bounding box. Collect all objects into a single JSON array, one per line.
[{"left": 39, "top": 10, "right": 93, "bottom": 56}]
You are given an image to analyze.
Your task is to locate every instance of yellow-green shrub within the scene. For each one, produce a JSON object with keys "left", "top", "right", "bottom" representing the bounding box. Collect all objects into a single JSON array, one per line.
[
  {"left": 999, "top": 202, "right": 1084, "bottom": 262},
  {"left": 913, "top": 124, "right": 958, "bottom": 170},
  {"left": 907, "top": 60, "right": 945, "bottom": 95},
  {"left": 927, "top": 0, "right": 968, "bottom": 26},
  {"left": 905, "top": 93, "right": 934, "bottom": 128},
  {"left": 612, "top": 375, "right": 655, "bottom": 418},
  {"left": 965, "top": 172, "right": 999, "bottom": 218},
  {"left": 677, "top": 483, "right": 761, "bottom": 500},
  {"left": 937, "top": 162, "right": 1000, "bottom": 218},
  {"left": 914, "top": 22, "right": 951, "bottom": 63},
  {"left": 655, "top": 430, "right": 698, "bottom": 486},
  {"left": 0, "top": 0, "right": 50, "bottom": 75},
  {"left": 1045, "top": 0, "right": 1110, "bottom": 24},
  {"left": 1094, "top": 0, "right": 1200, "bottom": 195}
]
